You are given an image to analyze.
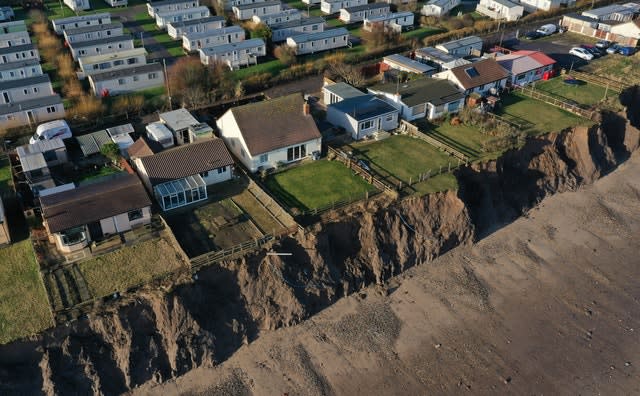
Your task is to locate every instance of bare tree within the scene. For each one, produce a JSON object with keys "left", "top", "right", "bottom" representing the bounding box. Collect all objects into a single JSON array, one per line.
[
  {"left": 168, "top": 57, "right": 232, "bottom": 108},
  {"left": 328, "top": 61, "right": 366, "bottom": 88}
]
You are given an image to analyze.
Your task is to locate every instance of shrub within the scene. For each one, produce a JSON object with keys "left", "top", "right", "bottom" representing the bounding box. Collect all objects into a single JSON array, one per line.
[{"left": 273, "top": 44, "right": 297, "bottom": 66}]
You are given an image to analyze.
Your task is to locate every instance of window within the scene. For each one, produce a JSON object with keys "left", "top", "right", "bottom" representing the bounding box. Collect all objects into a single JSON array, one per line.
[
  {"left": 360, "top": 120, "right": 374, "bottom": 130},
  {"left": 217, "top": 166, "right": 226, "bottom": 174},
  {"left": 133, "top": 75, "right": 139, "bottom": 82},
  {"left": 286, "top": 144, "right": 306, "bottom": 162},
  {"left": 128, "top": 209, "right": 143, "bottom": 221},
  {"left": 23, "top": 89, "right": 28, "bottom": 94},
  {"left": 61, "top": 226, "right": 86, "bottom": 246},
  {"left": 46, "top": 106, "right": 56, "bottom": 113},
  {"left": 200, "top": 171, "right": 209, "bottom": 177},
  {"left": 118, "top": 78, "right": 126, "bottom": 85},
  {"left": 385, "top": 114, "right": 393, "bottom": 122},
  {"left": 148, "top": 72, "right": 157, "bottom": 79},
  {"left": 127, "top": 58, "right": 138, "bottom": 65},
  {"left": 33, "top": 87, "right": 38, "bottom": 93},
  {"left": 259, "top": 153, "right": 268, "bottom": 163},
  {"left": 114, "top": 60, "right": 124, "bottom": 66},
  {"left": 312, "top": 24, "right": 319, "bottom": 30}
]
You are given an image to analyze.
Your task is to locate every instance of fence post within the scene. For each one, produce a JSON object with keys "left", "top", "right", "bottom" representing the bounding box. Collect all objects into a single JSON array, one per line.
[{"left": 409, "top": 176, "right": 412, "bottom": 186}]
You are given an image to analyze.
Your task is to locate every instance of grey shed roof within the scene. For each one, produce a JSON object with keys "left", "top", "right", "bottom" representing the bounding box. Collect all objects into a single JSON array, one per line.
[
  {"left": 0, "top": 95, "right": 62, "bottom": 116},
  {"left": 437, "top": 35, "right": 483, "bottom": 51},
  {"left": 159, "top": 108, "right": 199, "bottom": 132},
  {"left": 270, "top": 16, "right": 325, "bottom": 30},
  {"left": 343, "top": 3, "right": 389, "bottom": 12},
  {"left": 383, "top": 54, "right": 436, "bottom": 73},
  {"left": 89, "top": 63, "right": 162, "bottom": 82},
  {"left": 19, "top": 152, "right": 47, "bottom": 172},
  {"left": 323, "top": 82, "right": 366, "bottom": 100},
  {"left": 0, "top": 58, "right": 41, "bottom": 72},
  {"left": 369, "top": 77, "right": 465, "bottom": 107},
  {"left": 0, "top": 43, "right": 35, "bottom": 56},
  {"left": 329, "top": 95, "right": 398, "bottom": 121},
  {"left": 16, "top": 138, "right": 65, "bottom": 157},
  {"left": 149, "top": 0, "right": 197, "bottom": 7},
  {"left": 75, "top": 130, "right": 113, "bottom": 156},
  {"left": 0, "top": 74, "right": 51, "bottom": 91},
  {"left": 288, "top": 27, "right": 348, "bottom": 43},
  {"left": 63, "top": 22, "right": 123, "bottom": 35},
  {"left": 168, "top": 15, "right": 225, "bottom": 28},
  {"left": 69, "top": 34, "right": 133, "bottom": 49}
]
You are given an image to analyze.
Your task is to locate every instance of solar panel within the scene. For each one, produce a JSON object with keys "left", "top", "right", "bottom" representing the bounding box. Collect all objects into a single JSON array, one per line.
[{"left": 465, "top": 67, "right": 479, "bottom": 78}]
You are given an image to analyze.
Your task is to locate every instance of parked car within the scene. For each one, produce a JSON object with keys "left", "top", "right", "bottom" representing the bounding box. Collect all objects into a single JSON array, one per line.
[
  {"left": 569, "top": 47, "right": 594, "bottom": 61},
  {"left": 595, "top": 39, "right": 611, "bottom": 49},
  {"left": 536, "top": 24, "right": 557, "bottom": 36},
  {"left": 618, "top": 46, "right": 638, "bottom": 56},
  {"left": 606, "top": 43, "right": 622, "bottom": 54},
  {"left": 524, "top": 31, "right": 542, "bottom": 40},
  {"left": 580, "top": 44, "right": 603, "bottom": 58}
]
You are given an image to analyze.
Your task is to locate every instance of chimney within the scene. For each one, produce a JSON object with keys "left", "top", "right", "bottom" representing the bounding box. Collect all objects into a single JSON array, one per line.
[{"left": 303, "top": 101, "right": 310, "bottom": 116}]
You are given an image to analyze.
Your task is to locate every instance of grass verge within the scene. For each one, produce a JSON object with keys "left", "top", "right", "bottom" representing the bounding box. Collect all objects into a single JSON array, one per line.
[{"left": 534, "top": 77, "right": 616, "bottom": 106}]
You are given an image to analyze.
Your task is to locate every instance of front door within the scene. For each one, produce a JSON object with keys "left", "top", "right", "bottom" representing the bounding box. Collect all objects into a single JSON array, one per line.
[
  {"left": 26, "top": 110, "right": 35, "bottom": 125},
  {"left": 87, "top": 221, "right": 103, "bottom": 241}
]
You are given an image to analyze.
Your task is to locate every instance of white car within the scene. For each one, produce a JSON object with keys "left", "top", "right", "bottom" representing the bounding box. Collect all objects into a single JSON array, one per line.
[{"left": 569, "top": 47, "right": 594, "bottom": 61}]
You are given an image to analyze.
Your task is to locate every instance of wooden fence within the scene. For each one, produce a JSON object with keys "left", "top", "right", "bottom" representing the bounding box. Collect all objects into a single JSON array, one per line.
[
  {"left": 561, "top": 69, "right": 629, "bottom": 93},
  {"left": 327, "top": 146, "right": 396, "bottom": 193},
  {"left": 514, "top": 85, "right": 597, "bottom": 120},
  {"left": 399, "top": 120, "right": 470, "bottom": 164}
]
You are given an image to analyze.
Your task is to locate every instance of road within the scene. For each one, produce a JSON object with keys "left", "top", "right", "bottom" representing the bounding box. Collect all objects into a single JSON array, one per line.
[{"left": 506, "top": 33, "right": 592, "bottom": 69}]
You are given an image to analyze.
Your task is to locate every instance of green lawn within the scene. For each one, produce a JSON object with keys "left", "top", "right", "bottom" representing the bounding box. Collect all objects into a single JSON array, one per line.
[
  {"left": 412, "top": 172, "right": 459, "bottom": 196},
  {"left": 77, "top": 166, "right": 123, "bottom": 183},
  {"left": 78, "top": 236, "right": 187, "bottom": 297},
  {"left": 0, "top": 156, "right": 12, "bottom": 194},
  {"left": 418, "top": 120, "right": 498, "bottom": 160},
  {"left": 402, "top": 26, "right": 444, "bottom": 41},
  {"left": 582, "top": 52, "right": 640, "bottom": 84},
  {"left": 0, "top": 240, "right": 54, "bottom": 344},
  {"left": 232, "top": 59, "right": 287, "bottom": 79},
  {"left": 497, "top": 93, "right": 590, "bottom": 135},
  {"left": 265, "top": 160, "right": 376, "bottom": 211},
  {"left": 348, "top": 135, "right": 455, "bottom": 186},
  {"left": 534, "top": 77, "right": 616, "bottom": 106}
]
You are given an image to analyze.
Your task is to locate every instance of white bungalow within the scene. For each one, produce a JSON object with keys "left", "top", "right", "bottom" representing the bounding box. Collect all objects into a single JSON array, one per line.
[
  {"left": 0, "top": 59, "right": 43, "bottom": 81},
  {"left": 64, "top": 0, "right": 91, "bottom": 12},
  {"left": 339, "top": 3, "right": 390, "bottom": 23},
  {"left": 148, "top": 0, "right": 200, "bottom": 17},
  {"left": 271, "top": 17, "right": 325, "bottom": 42},
  {"left": 286, "top": 27, "right": 349, "bottom": 55},
  {"left": 198, "top": 39, "right": 267, "bottom": 69},
  {"left": 232, "top": 1, "right": 283, "bottom": 20},
  {"left": 51, "top": 13, "right": 111, "bottom": 35},
  {"left": 63, "top": 22, "right": 124, "bottom": 44},
  {"left": 476, "top": 0, "right": 524, "bottom": 21},
  {"left": 0, "top": 74, "right": 54, "bottom": 104},
  {"left": 421, "top": 0, "right": 460, "bottom": 17},
  {"left": 167, "top": 16, "right": 226, "bottom": 39},
  {"left": 433, "top": 58, "right": 509, "bottom": 96},
  {"left": 326, "top": 94, "right": 399, "bottom": 140},
  {"left": 0, "top": 95, "right": 65, "bottom": 129},
  {"left": 321, "top": 0, "right": 366, "bottom": 14},
  {"left": 0, "top": 44, "right": 39, "bottom": 64},
  {"left": 68, "top": 35, "right": 135, "bottom": 61},
  {"left": 88, "top": 63, "right": 165, "bottom": 97},
  {"left": 252, "top": 9, "right": 302, "bottom": 25},
  {"left": 182, "top": 26, "right": 246, "bottom": 52},
  {"left": 78, "top": 48, "right": 148, "bottom": 79},
  {"left": 363, "top": 12, "right": 414, "bottom": 33},
  {"left": 155, "top": 6, "right": 211, "bottom": 29}
]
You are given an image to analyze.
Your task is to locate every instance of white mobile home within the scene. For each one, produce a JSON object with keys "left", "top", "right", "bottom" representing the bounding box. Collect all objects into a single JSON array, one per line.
[
  {"left": 233, "top": 1, "right": 283, "bottom": 20},
  {"left": 182, "top": 26, "right": 246, "bottom": 52},
  {"left": 326, "top": 94, "right": 399, "bottom": 140},
  {"left": 286, "top": 28, "right": 349, "bottom": 55},
  {"left": 68, "top": 35, "right": 135, "bottom": 60},
  {"left": 0, "top": 74, "right": 54, "bottom": 104},
  {"left": 0, "top": 59, "right": 43, "bottom": 82},
  {"left": 519, "top": 0, "right": 560, "bottom": 12},
  {"left": 271, "top": 17, "right": 325, "bottom": 42},
  {"left": 582, "top": 3, "right": 640, "bottom": 22},
  {"left": 252, "top": 9, "right": 302, "bottom": 25},
  {"left": 0, "top": 44, "right": 39, "bottom": 65},
  {"left": 224, "top": 0, "right": 268, "bottom": 10},
  {"left": 148, "top": 0, "right": 200, "bottom": 17},
  {"left": 339, "top": 3, "right": 390, "bottom": 23},
  {"left": 155, "top": 6, "right": 211, "bottom": 29},
  {"left": 321, "top": 0, "right": 367, "bottom": 14},
  {"left": 0, "top": 7, "right": 14, "bottom": 22},
  {"left": 363, "top": 11, "right": 414, "bottom": 32},
  {"left": 476, "top": 0, "right": 524, "bottom": 21},
  {"left": 104, "top": 0, "right": 128, "bottom": 6},
  {"left": 51, "top": 13, "right": 112, "bottom": 35},
  {"left": 0, "top": 31, "right": 30, "bottom": 48},
  {"left": 0, "top": 95, "right": 65, "bottom": 129},
  {"left": 63, "top": 22, "right": 124, "bottom": 44},
  {"left": 436, "top": 35, "right": 483, "bottom": 56},
  {"left": 167, "top": 16, "right": 226, "bottom": 39},
  {"left": 198, "top": 39, "right": 267, "bottom": 69},
  {"left": 78, "top": 48, "right": 148, "bottom": 79},
  {"left": 303, "top": 0, "right": 321, "bottom": 4},
  {"left": 88, "top": 63, "right": 165, "bottom": 97},
  {"left": 421, "top": 0, "right": 460, "bottom": 17},
  {"left": 0, "top": 20, "right": 26, "bottom": 34},
  {"left": 64, "top": 0, "right": 91, "bottom": 12}
]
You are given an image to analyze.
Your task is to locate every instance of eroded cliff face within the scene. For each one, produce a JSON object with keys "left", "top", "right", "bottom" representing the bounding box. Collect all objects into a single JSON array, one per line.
[{"left": 0, "top": 95, "right": 638, "bottom": 395}]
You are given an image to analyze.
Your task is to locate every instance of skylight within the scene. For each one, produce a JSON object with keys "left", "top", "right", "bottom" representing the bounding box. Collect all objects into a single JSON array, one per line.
[{"left": 465, "top": 67, "right": 479, "bottom": 78}]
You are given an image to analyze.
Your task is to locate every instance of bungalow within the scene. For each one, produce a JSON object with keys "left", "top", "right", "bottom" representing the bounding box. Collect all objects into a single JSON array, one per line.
[
  {"left": 158, "top": 108, "right": 208, "bottom": 145},
  {"left": 198, "top": 39, "right": 267, "bottom": 69},
  {"left": 0, "top": 59, "right": 43, "bottom": 82},
  {"left": 382, "top": 54, "right": 436, "bottom": 75},
  {"left": 433, "top": 58, "right": 509, "bottom": 96},
  {"left": 217, "top": 93, "right": 322, "bottom": 172},
  {"left": 134, "top": 138, "right": 234, "bottom": 210},
  {"left": 88, "top": 63, "right": 165, "bottom": 97},
  {"left": 148, "top": 0, "right": 200, "bottom": 17},
  {"left": 436, "top": 36, "right": 483, "bottom": 57},
  {"left": 64, "top": 0, "right": 91, "bottom": 12},
  {"left": 40, "top": 174, "right": 152, "bottom": 254},
  {"left": 182, "top": 26, "right": 246, "bottom": 52},
  {"left": 421, "top": 0, "right": 461, "bottom": 17},
  {"left": 475, "top": 0, "right": 524, "bottom": 21},
  {"left": 233, "top": 1, "right": 283, "bottom": 20},
  {"left": 253, "top": 9, "right": 302, "bottom": 25},
  {"left": 68, "top": 35, "right": 135, "bottom": 60},
  {"left": 0, "top": 44, "right": 39, "bottom": 64},
  {"left": 322, "top": 81, "right": 365, "bottom": 105},
  {"left": 0, "top": 7, "right": 15, "bottom": 22},
  {"left": 104, "top": 0, "right": 129, "bottom": 7},
  {"left": 339, "top": 3, "right": 390, "bottom": 23},
  {"left": 560, "top": 13, "right": 600, "bottom": 36},
  {"left": 326, "top": 94, "right": 399, "bottom": 140},
  {"left": 0, "top": 95, "right": 65, "bottom": 129},
  {"left": 270, "top": 17, "right": 325, "bottom": 42},
  {"left": 414, "top": 46, "right": 471, "bottom": 71},
  {"left": 363, "top": 11, "right": 414, "bottom": 33},
  {"left": 496, "top": 50, "right": 556, "bottom": 86},
  {"left": 321, "top": 0, "right": 367, "bottom": 14},
  {"left": 0, "top": 198, "right": 9, "bottom": 246},
  {"left": 51, "top": 13, "right": 112, "bottom": 35},
  {"left": 127, "top": 137, "right": 162, "bottom": 161},
  {"left": 63, "top": 22, "right": 124, "bottom": 44},
  {"left": 0, "top": 21, "right": 30, "bottom": 48},
  {"left": 582, "top": 3, "right": 639, "bottom": 22},
  {"left": 286, "top": 28, "right": 349, "bottom": 55},
  {"left": 167, "top": 16, "right": 226, "bottom": 39},
  {"left": 78, "top": 48, "right": 148, "bottom": 79},
  {"left": 0, "top": 74, "right": 54, "bottom": 104},
  {"left": 156, "top": 6, "right": 211, "bottom": 29},
  {"left": 518, "top": 0, "right": 561, "bottom": 12},
  {"left": 368, "top": 77, "right": 465, "bottom": 121}
]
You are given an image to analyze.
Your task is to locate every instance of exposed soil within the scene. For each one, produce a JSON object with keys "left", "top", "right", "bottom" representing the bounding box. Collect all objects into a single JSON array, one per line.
[{"left": 0, "top": 87, "right": 638, "bottom": 395}]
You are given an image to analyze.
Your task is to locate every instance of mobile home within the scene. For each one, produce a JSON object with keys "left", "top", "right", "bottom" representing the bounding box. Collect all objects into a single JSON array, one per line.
[
  {"left": 166, "top": 16, "right": 226, "bottom": 39},
  {"left": 68, "top": 35, "right": 134, "bottom": 60},
  {"left": 0, "top": 59, "right": 43, "bottom": 82},
  {"left": 339, "top": 3, "right": 390, "bottom": 23},
  {"left": 64, "top": 0, "right": 91, "bottom": 12},
  {"left": 51, "top": 13, "right": 111, "bottom": 35},
  {"left": 182, "top": 26, "right": 246, "bottom": 52},
  {"left": 148, "top": 0, "right": 200, "bottom": 17},
  {"left": 0, "top": 95, "right": 65, "bottom": 129},
  {"left": 363, "top": 11, "right": 414, "bottom": 32},
  {"left": 252, "top": 9, "right": 302, "bottom": 25},
  {"left": 0, "top": 44, "right": 39, "bottom": 65},
  {"left": 233, "top": 1, "right": 283, "bottom": 20},
  {"left": 0, "top": 74, "right": 54, "bottom": 104},
  {"left": 198, "top": 38, "right": 267, "bottom": 69},
  {"left": 155, "top": 6, "right": 211, "bottom": 29},
  {"left": 270, "top": 17, "right": 325, "bottom": 42},
  {"left": 78, "top": 48, "right": 148, "bottom": 79},
  {"left": 63, "top": 22, "right": 124, "bottom": 44},
  {"left": 286, "top": 27, "right": 349, "bottom": 55},
  {"left": 88, "top": 63, "right": 165, "bottom": 97},
  {"left": 321, "top": 0, "right": 367, "bottom": 14}
]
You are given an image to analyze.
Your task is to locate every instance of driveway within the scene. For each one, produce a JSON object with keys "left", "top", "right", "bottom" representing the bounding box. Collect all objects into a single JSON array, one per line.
[{"left": 503, "top": 33, "right": 595, "bottom": 69}]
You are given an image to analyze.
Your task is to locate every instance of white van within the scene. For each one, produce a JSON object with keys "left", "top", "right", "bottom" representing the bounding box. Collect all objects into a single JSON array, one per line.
[
  {"left": 30, "top": 120, "right": 72, "bottom": 144},
  {"left": 145, "top": 122, "right": 175, "bottom": 149},
  {"left": 536, "top": 24, "right": 557, "bottom": 36}
]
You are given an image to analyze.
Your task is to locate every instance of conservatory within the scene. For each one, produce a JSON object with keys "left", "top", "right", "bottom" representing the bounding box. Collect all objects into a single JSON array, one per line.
[{"left": 153, "top": 174, "right": 207, "bottom": 211}]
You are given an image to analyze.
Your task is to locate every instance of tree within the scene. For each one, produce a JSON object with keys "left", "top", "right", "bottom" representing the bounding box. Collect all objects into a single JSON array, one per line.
[
  {"left": 100, "top": 142, "right": 121, "bottom": 164},
  {"left": 362, "top": 24, "right": 401, "bottom": 51},
  {"left": 274, "top": 44, "right": 297, "bottom": 66},
  {"left": 234, "top": 81, "right": 245, "bottom": 100},
  {"left": 112, "top": 95, "right": 144, "bottom": 118},
  {"left": 328, "top": 61, "right": 366, "bottom": 88},
  {"left": 168, "top": 57, "right": 231, "bottom": 108}
]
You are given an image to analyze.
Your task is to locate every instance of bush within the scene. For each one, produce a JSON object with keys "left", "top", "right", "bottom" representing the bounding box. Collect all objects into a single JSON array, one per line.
[
  {"left": 274, "top": 44, "right": 297, "bottom": 66},
  {"left": 100, "top": 142, "right": 121, "bottom": 163}
]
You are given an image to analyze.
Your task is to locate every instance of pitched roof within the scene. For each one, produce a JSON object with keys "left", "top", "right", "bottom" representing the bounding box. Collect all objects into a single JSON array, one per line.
[
  {"left": 496, "top": 50, "right": 556, "bottom": 75},
  {"left": 0, "top": 58, "right": 41, "bottom": 72},
  {"left": 127, "top": 137, "right": 162, "bottom": 159},
  {"left": 323, "top": 82, "right": 366, "bottom": 100},
  {"left": 63, "top": 22, "right": 123, "bottom": 35},
  {"left": 233, "top": 1, "right": 280, "bottom": 10},
  {"left": 0, "top": 43, "right": 35, "bottom": 56},
  {"left": 383, "top": 54, "right": 436, "bottom": 74},
  {"left": 287, "top": 27, "right": 348, "bottom": 43},
  {"left": 448, "top": 58, "right": 509, "bottom": 90},
  {"left": 227, "top": 93, "right": 322, "bottom": 156},
  {"left": 88, "top": 63, "right": 162, "bottom": 82},
  {"left": 329, "top": 94, "right": 398, "bottom": 121},
  {"left": 270, "top": 16, "right": 325, "bottom": 30},
  {"left": 139, "top": 138, "right": 234, "bottom": 185},
  {"left": 369, "top": 77, "right": 465, "bottom": 107},
  {"left": 0, "top": 94, "right": 62, "bottom": 116},
  {"left": 40, "top": 173, "right": 151, "bottom": 234},
  {"left": 167, "top": 15, "right": 225, "bottom": 28},
  {"left": 343, "top": 3, "right": 389, "bottom": 12},
  {"left": 69, "top": 34, "right": 133, "bottom": 49},
  {"left": 0, "top": 74, "right": 51, "bottom": 90},
  {"left": 437, "top": 36, "right": 483, "bottom": 52}
]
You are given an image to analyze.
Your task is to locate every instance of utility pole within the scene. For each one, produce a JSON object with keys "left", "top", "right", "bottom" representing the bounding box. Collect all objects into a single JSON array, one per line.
[
  {"left": 163, "top": 58, "right": 172, "bottom": 111},
  {"left": 140, "top": 31, "right": 144, "bottom": 47}
]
